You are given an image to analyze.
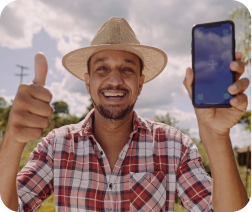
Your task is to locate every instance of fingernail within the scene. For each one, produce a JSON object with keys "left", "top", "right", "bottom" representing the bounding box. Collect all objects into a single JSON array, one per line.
[{"left": 229, "top": 84, "right": 237, "bottom": 91}]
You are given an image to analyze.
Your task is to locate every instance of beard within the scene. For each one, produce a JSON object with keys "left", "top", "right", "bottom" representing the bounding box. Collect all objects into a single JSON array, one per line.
[{"left": 92, "top": 97, "right": 136, "bottom": 120}]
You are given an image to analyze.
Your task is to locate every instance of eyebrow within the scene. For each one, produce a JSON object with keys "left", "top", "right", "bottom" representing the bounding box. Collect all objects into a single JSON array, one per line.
[
  {"left": 124, "top": 59, "right": 136, "bottom": 66},
  {"left": 94, "top": 58, "right": 137, "bottom": 66}
]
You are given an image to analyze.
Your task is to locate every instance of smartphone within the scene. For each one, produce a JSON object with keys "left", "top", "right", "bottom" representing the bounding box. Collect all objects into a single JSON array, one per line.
[{"left": 192, "top": 20, "right": 236, "bottom": 108}]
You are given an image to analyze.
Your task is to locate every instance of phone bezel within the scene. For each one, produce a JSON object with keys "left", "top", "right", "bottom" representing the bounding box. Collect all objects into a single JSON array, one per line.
[{"left": 192, "top": 20, "right": 236, "bottom": 108}]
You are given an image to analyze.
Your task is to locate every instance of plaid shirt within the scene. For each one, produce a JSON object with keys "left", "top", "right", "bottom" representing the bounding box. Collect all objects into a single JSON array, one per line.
[{"left": 17, "top": 109, "right": 213, "bottom": 212}]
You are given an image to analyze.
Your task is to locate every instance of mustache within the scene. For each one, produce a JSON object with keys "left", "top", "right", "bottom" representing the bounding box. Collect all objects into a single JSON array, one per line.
[{"left": 99, "top": 85, "right": 129, "bottom": 93}]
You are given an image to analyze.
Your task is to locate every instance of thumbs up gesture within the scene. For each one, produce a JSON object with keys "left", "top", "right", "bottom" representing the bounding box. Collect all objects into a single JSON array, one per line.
[{"left": 6, "top": 53, "right": 54, "bottom": 144}]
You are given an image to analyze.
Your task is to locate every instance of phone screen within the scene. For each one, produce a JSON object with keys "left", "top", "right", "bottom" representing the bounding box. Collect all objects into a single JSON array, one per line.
[{"left": 192, "top": 21, "right": 235, "bottom": 107}]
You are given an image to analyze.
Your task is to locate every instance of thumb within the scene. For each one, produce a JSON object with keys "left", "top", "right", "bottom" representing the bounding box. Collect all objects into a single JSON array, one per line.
[{"left": 33, "top": 52, "right": 48, "bottom": 86}]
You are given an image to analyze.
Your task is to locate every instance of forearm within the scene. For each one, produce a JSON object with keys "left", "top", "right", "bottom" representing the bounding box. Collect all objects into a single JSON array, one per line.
[
  {"left": 199, "top": 127, "right": 249, "bottom": 212},
  {"left": 0, "top": 133, "right": 26, "bottom": 211}
]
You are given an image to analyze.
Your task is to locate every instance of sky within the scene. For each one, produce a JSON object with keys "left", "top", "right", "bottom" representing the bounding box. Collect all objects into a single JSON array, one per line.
[{"left": 0, "top": 0, "right": 251, "bottom": 149}]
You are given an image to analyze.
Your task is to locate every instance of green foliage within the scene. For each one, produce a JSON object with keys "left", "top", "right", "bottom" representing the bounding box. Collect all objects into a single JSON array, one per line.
[
  {"left": 19, "top": 139, "right": 40, "bottom": 172},
  {"left": 154, "top": 113, "right": 189, "bottom": 134},
  {"left": 238, "top": 111, "right": 251, "bottom": 131},
  {"left": 38, "top": 194, "right": 55, "bottom": 212},
  {"left": 174, "top": 202, "right": 188, "bottom": 212},
  {"left": 0, "top": 97, "right": 7, "bottom": 108},
  {"left": 42, "top": 113, "right": 80, "bottom": 137},
  {"left": 79, "top": 98, "right": 94, "bottom": 121},
  {"left": 192, "top": 138, "right": 211, "bottom": 175},
  {"left": 0, "top": 97, "right": 12, "bottom": 133},
  {"left": 52, "top": 101, "right": 69, "bottom": 114},
  {"left": 154, "top": 113, "right": 179, "bottom": 128}
]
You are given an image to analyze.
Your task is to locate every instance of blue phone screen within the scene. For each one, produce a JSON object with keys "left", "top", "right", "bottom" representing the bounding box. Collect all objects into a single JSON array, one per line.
[{"left": 193, "top": 22, "right": 234, "bottom": 106}]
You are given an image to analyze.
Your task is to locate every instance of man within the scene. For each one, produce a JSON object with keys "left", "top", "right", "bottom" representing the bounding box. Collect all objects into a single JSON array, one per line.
[{"left": 0, "top": 17, "right": 249, "bottom": 212}]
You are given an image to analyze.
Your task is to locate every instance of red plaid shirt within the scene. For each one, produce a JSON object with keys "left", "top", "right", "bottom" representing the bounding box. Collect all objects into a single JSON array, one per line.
[{"left": 17, "top": 109, "right": 213, "bottom": 212}]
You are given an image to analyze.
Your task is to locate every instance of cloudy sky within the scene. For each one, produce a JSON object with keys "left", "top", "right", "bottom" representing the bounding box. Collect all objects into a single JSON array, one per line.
[{"left": 0, "top": 0, "right": 251, "bottom": 148}]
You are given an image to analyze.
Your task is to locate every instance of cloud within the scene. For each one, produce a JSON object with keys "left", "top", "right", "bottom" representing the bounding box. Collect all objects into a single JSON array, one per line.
[
  {"left": 0, "top": 0, "right": 249, "bottom": 149},
  {"left": 0, "top": 0, "right": 244, "bottom": 55},
  {"left": 0, "top": 0, "right": 42, "bottom": 49},
  {"left": 49, "top": 80, "right": 90, "bottom": 117}
]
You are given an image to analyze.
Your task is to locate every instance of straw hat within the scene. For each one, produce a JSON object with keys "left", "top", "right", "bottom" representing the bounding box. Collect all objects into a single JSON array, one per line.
[{"left": 62, "top": 17, "right": 168, "bottom": 83}]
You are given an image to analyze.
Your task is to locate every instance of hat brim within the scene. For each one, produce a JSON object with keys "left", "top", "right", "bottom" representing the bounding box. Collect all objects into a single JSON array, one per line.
[{"left": 62, "top": 44, "right": 168, "bottom": 83}]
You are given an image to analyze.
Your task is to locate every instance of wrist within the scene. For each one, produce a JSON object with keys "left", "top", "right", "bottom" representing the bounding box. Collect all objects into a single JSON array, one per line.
[
  {"left": 198, "top": 125, "right": 232, "bottom": 153},
  {"left": 1, "top": 131, "right": 26, "bottom": 150}
]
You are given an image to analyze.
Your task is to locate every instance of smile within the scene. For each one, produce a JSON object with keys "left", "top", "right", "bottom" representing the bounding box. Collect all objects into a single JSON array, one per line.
[{"left": 102, "top": 92, "right": 127, "bottom": 102}]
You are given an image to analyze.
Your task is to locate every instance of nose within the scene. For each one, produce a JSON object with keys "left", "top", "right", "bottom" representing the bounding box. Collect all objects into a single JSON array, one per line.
[{"left": 106, "top": 69, "right": 124, "bottom": 86}]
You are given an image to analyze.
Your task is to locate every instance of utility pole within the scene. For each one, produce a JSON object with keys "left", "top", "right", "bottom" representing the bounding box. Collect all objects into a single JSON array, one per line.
[{"left": 15, "top": 65, "right": 29, "bottom": 84}]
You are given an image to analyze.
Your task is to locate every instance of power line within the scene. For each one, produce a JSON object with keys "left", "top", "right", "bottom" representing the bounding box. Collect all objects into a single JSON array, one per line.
[{"left": 15, "top": 65, "right": 29, "bottom": 84}]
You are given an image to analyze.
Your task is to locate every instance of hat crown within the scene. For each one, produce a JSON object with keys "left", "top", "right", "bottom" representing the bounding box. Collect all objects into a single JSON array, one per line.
[{"left": 91, "top": 17, "right": 140, "bottom": 46}]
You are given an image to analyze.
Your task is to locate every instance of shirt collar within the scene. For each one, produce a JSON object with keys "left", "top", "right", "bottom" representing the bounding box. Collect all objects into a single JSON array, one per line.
[{"left": 70, "top": 108, "right": 151, "bottom": 136}]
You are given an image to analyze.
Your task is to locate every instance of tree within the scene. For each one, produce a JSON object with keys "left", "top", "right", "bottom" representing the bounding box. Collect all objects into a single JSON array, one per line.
[
  {"left": 42, "top": 100, "right": 76, "bottom": 136},
  {"left": 227, "top": 6, "right": 251, "bottom": 68},
  {"left": 238, "top": 111, "right": 251, "bottom": 131},
  {"left": 154, "top": 113, "right": 189, "bottom": 135},
  {"left": 0, "top": 97, "right": 7, "bottom": 109},
  {"left": 52, "top": 101, "right": 69, "bottom": 115},
  {"left": 0, "top": 97, "right": 12, "bottom": 133},
  {"left": 79, "top": 98, "right": 94, "bottom": 121}
]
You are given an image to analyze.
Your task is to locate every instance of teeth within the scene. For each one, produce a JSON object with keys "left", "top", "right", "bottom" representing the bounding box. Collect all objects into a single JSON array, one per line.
[{"left": 104, "top": 92, "right": 124, "bottom": 97}]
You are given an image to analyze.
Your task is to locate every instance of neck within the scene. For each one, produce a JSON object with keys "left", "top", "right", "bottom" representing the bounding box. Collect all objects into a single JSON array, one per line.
[{"left": 92, "top": 109, "right": 134, "bottom": 148}]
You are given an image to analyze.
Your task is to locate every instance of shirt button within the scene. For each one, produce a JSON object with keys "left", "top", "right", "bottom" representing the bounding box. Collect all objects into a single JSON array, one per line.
[
  {"left": 109, "top": 183, "right": 113, "bottom": 189},
  {"left": 100, "top": 151, "right": 103, "bottom": 156}
]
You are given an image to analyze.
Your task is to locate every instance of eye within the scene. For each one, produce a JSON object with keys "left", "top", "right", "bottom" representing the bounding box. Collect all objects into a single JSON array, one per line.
[
  {"left": 122, "top": 67, "right": 134, "bottom": 73},
  {"left": 96, "top": 66, "right": 108, "bottom": 72}
]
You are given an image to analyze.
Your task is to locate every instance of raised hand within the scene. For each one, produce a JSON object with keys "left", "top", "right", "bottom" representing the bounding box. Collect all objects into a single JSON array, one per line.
[
  {"left": 183, "top": 51, "right": 250, "bottom": 136},
  {"left": 5, "top": 52, "right": 54, "bottom": 143}
]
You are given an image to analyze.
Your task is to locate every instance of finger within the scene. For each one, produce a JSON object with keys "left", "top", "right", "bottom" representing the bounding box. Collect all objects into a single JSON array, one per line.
[
  {"left": 230, "top": 60, "right": 245, "bottom": 80},
  {"left": 235, "top": 51, "right": 243, "bottom": 61},
  {"left": 183, "top": 67, "right": 194, "bottom": 99},
  {"left": 33, "top": 52, "right": 48, "bottom": 86},
  {"left": 230, "top": 94, "right": 248, "bottom": 112},
  {"left": 29, "top": 84, "right": 53, "bottom": 103},
  {"left": 228, "top": 78, "right": 250, "bottom": 95},
  {"left": 21, "top": 113, "right": 50, "bottom": 129},
  {"left": 28, "top": 98, "right": 54, "bottom": 117}
]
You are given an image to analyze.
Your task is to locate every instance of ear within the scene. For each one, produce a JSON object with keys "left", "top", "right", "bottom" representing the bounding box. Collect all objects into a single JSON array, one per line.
[
  {"left": 84, "top": 73, "right": 90, "bottom": 94},
  {"left": 138, "top": 74, "right": 145, "bottom": 96}
]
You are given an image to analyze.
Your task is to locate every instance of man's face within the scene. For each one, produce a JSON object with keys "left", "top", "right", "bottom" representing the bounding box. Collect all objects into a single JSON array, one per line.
[{"left": 84, "top": 50, "right": 145, "bottom": 120}]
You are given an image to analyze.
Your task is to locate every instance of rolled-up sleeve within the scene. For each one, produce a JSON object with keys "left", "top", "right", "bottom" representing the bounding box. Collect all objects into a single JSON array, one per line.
[
  {"left": 176, "top": 135, "right": 214, "bottom": 211},
  {"left": 17, "top": 130, "right": 55, "bottom": 212}
]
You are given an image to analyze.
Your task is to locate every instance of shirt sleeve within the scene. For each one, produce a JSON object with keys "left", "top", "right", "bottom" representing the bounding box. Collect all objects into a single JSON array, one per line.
[
  {"left": 16, "top": 130, "right": 55, "bottom": 212},
  {"left": 176, "top": 134, "right": 214, "bottom": 212}
]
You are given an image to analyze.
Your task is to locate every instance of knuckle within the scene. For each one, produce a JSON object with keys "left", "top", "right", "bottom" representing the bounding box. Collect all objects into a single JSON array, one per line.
[
  {"left": 47, "top": 119, "right": 51, "bottom": 128},
  {"left": 46, "top": 105, "right": 53, "bottom": 117},
  {"left": 18, "top": 83, "right": 28, "bottom": 91},
  {"left": 244, "top": 78, "right": 250, "bottom": 85},
  {"left": 50, "top": 105, "right": 54, "bottom": 116},
  {"left": 43, "top": 118, "right": 50, "bottom": 128},
  {"left": 44, "top": 88, "right": 53, "bottom": 102}
]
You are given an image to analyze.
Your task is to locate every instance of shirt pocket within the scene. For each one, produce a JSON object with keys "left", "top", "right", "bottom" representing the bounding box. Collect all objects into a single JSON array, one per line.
[{"left": 129, "top": 171, "right": 166, "bottom": 212}]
